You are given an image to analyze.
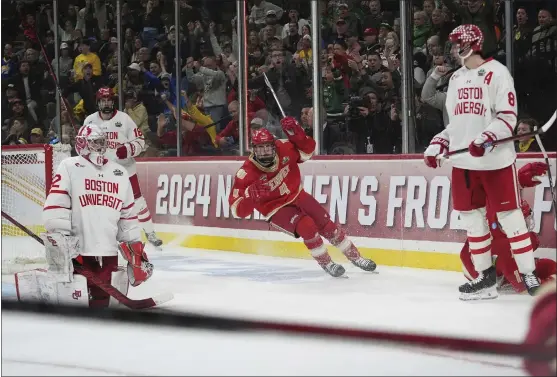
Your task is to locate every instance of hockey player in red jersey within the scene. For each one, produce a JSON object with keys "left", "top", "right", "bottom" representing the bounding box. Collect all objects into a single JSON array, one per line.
[
  {"left": 229, "top": 117, "right": 376, "bottom": 277},
  {"left": 460, "top": 162, "right": 556, "bottom": 295},
  {"left": 424, "top": 24, "right": 541, "bottom": 299}
]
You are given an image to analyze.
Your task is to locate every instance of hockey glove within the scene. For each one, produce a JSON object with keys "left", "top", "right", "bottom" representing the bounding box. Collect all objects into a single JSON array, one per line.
[
  {"left": 41, "top": 232, "right": 80, "bottom": 283},
  {"left": 245, "top": 180, "right": 272, "bottom": 204},
  {"left": 424, "top": 137, "right": 449, "bottom": 168},
  {"left": 518, "top": 162, "right": 549, "bottom": 188},
  {"left": 116, "top": 143, "right": 132, "bottom": 159},
  {"left": 468, "top": 132, "right": 497, "bottom": 157},
  {"left": 118, "top": 241, "right": 153, "bottom": 287},
  {"left": 280, "top": 116, "right": 305, "bottom": 139}
]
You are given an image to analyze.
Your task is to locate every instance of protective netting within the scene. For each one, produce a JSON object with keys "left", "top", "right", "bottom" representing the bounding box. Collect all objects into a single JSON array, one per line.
[{"left": 1, "top": 144, "right": 71, "bottom": 274}]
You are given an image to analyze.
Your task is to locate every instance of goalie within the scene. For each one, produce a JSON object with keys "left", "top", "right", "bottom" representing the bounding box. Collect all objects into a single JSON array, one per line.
[{"left": 15, "top": 124, "right": 153, "bottom": 308}]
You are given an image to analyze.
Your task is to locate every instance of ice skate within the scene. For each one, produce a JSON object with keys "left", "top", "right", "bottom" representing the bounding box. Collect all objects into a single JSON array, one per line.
[
  {"left": 459, "top": 266, "right": 498, "bottom": 301},
  {"left": 350, "top": 256, "right": 377, "bottom": 272},
  {"left": 320, "top": 261, "right": 346, "bottom": 277},
  {"left": 521, "top": 271, "right": 540, "bottom": 296}
]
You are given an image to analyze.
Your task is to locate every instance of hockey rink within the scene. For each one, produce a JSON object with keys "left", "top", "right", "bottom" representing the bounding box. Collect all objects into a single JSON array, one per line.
[{"left": 2, "top": 245, "right": 534, "bottom": 375}]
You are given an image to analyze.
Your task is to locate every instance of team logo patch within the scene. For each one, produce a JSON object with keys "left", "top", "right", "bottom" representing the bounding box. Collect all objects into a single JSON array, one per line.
[
  {"left": 282, "top": 156, "right": 290, "bottom": 165},
  {"left": 113, "top": 169, "right": 123, "bottom": 176},
  {"left": 75, "top": 163, "right": 84, "bottom": 167},
  {"left": 72, "top": 290, "right": 82, "bottom": 300},
  {"left": 115, "top": 122, "right": 122, "bottom": 128},
  {"left": 478, "top": 69, "right": 486, "bottom": 77},
  {"left": 236, "top": 169, "right": 247, "bottom": 179}
]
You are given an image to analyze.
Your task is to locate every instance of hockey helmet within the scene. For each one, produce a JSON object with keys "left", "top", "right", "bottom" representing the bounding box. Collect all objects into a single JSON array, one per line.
[
  {"left": 449, "top": 24, "right": 484, "bottom": 61},
  {"left": 96, "top": 87, "right": 115, "bottom": 114},
  {"left": 76, "top": 123, "right": 107, "bottom": 166},
  {"left": 251, "top": 128, "right": 276, "bottom": 165}
]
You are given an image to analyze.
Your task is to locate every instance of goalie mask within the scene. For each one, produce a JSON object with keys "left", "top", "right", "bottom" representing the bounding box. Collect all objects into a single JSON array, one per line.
[
  {"left": 449, "top": 24, "right": 484, "bottom": 63},
  {"left": 75, "top": 123, "right": 107, "bottom": 166},
  {"left": 96, "top": 87, "right": 115, "bottom": 114},
  {"left": 251, "top": 128, "right": 276, "bottom": 166}
]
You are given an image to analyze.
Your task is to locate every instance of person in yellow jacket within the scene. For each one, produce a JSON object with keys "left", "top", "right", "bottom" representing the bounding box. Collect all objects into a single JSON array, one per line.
[
  {"left": 124, "top": 89, "right": 160, "bottom": 157},
  {"left": 73, "top": 39, "right": 102, "bottom": 81}
]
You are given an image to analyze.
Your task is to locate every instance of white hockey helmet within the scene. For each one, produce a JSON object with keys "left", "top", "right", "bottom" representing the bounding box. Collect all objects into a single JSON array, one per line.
[
  {"left": 449, "top": 24, "right": 484, "bottom": 62},
  {"left": 75, "top": 123, "right": 107, "bottom": 166}
]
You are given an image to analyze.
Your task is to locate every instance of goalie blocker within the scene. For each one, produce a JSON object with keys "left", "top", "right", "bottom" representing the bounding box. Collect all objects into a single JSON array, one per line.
[{"left": 16, "top": 123, "right": 154, "bottom": 308}]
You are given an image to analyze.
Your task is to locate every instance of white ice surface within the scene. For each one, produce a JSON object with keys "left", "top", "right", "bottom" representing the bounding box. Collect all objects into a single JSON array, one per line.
[{"left": 2, "top": 246, "right": 534, "bottom": 376}]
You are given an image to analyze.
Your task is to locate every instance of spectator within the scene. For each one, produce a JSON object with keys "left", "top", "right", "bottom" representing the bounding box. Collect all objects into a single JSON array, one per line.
[
  {"left": 188, "top": 57, "right": 228, "bottom": 131},
  {"left": 413, "top": 11, "right": 432, "bottom": 53},
  {"left": 283, "top": 22, "right": 302, "bottom": 54},
  {"left": 516, "top": 118, "right": 541, "bottom": 152},
  {"left": 29, "top": 127, "right": 44, "bottom": 144},
  {"left": 531, "top": 9, "right": 557, "bottom": 57},
  {"left": 51, "top": 43, "right": 74, "bottom": 89},
  {"left": 249, "top": 0, "right": 284, "bottom": 30},
  {"left": 2, "top": 117, "right": 29, "bottom": 145},
  {"left": 363, "top": 0, "right": 394, "bottom": 30},
  {"left": 64, "top": 63, "right": 104, "bottom": 116},
  {"left": 9, "top": 60, "right": 42, "bottom": 123},
  {"left": 125, "top": 88, "right": 159, "bottom": 157},
  {"left": 281, "top": 9, "right": 309, "bottom": 39},
  {"left": 73, "top": 38, "right": 102, "bottom": 80},
  {"left": 513, "top": 7, "right": 532, "bottom": 61},
  {"left": 215, "top": 100, "right": 255, "bottom": 149},
  {"left": 2, "top": 44, "right": 19, "bottom": 80}
]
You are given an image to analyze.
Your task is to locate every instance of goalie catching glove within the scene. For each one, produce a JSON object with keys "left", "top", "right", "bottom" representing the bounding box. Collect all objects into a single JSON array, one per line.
[{"left": 118, "top": 241, "right": 153, "bottom": 287}]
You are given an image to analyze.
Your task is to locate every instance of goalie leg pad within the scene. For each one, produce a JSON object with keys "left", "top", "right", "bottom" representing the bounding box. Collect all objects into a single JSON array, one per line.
[
  {"left": 40, "top": 232, "right": 80, "bottom": 283},
  {"left": 109, "top": 266, "right": 129, "bottom": 308},
  {"left": 15, "top": 269, "right": 88, "bottom": 307},
  {"left": 459, "top": 208, "right": 492, "bottom": 272}
]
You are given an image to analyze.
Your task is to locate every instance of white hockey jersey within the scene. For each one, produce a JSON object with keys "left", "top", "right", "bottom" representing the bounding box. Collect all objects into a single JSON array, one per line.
[
  {"left": 83, "top": 110, "right": 145, "bottom": 175},
  {"left": 43, "top": 156, "right": 141, "bottom": 257},
  {"left": 439, "top": 58, "right": 518, "bottom": 170}
]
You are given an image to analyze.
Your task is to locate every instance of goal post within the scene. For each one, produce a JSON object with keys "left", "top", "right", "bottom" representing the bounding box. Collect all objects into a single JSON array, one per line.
[{"left": 1, "top": 144, "right": 69, "bottom": 274}]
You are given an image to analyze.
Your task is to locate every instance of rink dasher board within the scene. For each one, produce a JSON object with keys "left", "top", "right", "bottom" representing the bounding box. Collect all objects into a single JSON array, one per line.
[{"left": 135, "top": 154, "right": 556, "bottom": 272}]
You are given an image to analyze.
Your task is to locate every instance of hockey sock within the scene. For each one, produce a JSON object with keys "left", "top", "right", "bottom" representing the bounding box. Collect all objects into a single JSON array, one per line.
[
  {"left": 498, "top": 209, "right": 535, "bottom": 274},
  {"left": 297, "top": 216, "right": 331, "bottom": 265},
  {"left": 460, "top": 208, "right": 493, "bottom": 272},
  {"left": 320, "top": 222, "right": 360, "bottom": 260}
]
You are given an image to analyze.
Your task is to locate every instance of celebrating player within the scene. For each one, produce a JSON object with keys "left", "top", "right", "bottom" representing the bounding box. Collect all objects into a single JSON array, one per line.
[
  {"left": 16, "top": 124, "right": 153, "bottom": 308},
  {"left": 424, "top": 24, "right": 540, "bottom": 299},
  {"left": 228, "top": 117, "right": 376, "bottom": 277},
  {"left": 84, "top": 87, "right": 162, "bottom": 247},
  {"left": 459, "top": 162, "right": 556, "bottom": 297}
]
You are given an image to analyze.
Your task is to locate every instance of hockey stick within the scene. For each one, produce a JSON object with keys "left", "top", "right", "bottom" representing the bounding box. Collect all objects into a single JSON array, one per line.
[
  {"left": 35, "top": 30, "right": 80, "bottom": 134},
  {"left": 263, "top": 72, "right": 286, "bottom": 118},
  {"left": 445, "top": 110, "right": 557, "bottom": 157},
  {"left": 1, "top": 211, "right": 173, "bottom": 310},
  {"left": 534, "top": 128, "right": 557, "bottom": 219}
]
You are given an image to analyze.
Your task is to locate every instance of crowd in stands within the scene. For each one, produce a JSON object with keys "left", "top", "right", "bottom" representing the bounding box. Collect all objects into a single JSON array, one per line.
[{"left": 2, "top": 0, "right": 556, "bottom": 156}]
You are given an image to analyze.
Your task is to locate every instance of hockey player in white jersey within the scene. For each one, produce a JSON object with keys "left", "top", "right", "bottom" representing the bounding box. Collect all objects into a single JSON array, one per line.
[
  {"left": 423, "top": 24, "right": 540, "bottom": 300},
  {"left": 15, "top": 124, "right": 153, "bottom": 308},
  {"left": 83, "top": 87, "right": 162, "bottom": 247}
]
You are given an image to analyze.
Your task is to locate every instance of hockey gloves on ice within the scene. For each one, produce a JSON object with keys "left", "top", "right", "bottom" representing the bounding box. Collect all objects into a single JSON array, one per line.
[
  {"left": 424, "top": 137, "right": 449, "bottom": 168},
  {"left": 245, "top": 179, "right": 272, "bottom": 204},
  {"left": 518, "top": 162, "right": 549, "bottom": 188},
  {"left": 118, "top": 241, "right": 153, "bottom": 287},
  {"left": 469, "top": 131, "right": 497, "bottom": 157}
]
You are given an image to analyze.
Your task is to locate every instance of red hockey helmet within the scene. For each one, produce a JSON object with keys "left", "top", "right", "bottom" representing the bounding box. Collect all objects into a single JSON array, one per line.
[
  {"left": 96, "top": 87, "right": 115, "bottom": 114},
  {"left": 449, "top": 24, "right": 484, "bottom": 60},
  {"left": 251, "top": 128, "right": 276, "bottom": 165}
]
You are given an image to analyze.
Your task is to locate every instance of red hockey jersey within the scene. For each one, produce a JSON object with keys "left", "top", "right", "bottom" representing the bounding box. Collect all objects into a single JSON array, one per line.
[{"left": 229, "top": 136, "right": 315, "bottom": 218}]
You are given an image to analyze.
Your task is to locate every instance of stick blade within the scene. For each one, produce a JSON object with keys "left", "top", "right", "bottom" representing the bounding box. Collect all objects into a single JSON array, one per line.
[{"left": 541, "top": 110, "right": 557, "bottom": 133}]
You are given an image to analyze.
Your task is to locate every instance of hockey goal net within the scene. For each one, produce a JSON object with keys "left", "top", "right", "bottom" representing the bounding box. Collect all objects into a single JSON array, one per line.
[{"left": 1, "top": 144, "right": 71, "bottom": 274}]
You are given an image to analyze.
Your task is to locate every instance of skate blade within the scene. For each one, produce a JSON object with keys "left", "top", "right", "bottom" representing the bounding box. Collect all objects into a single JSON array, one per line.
[{"left": 459, "top": 287, "right": 499, "bottom": 301}]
